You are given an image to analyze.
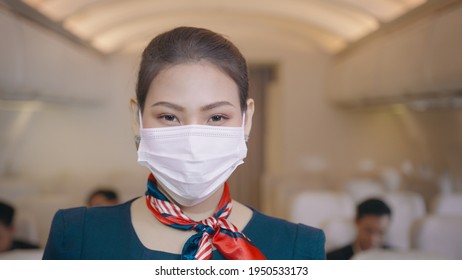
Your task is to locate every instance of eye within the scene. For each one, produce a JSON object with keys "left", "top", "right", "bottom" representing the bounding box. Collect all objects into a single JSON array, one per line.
[
  {"left": 210, "top": 115, "right": 224, "bottom": 122},
  {"left": 209, "top": 114, "right": 229, "bottom": 123},
  {"left": 159, "top": 114, "right": 178, "bottom": 123}
]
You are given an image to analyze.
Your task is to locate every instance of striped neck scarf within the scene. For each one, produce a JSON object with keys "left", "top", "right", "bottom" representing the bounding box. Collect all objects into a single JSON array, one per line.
[{"left": 145, "top": 174, "right": 266, "bottom": 260}]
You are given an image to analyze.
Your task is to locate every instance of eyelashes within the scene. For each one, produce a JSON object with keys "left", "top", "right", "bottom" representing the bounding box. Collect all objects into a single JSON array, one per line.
[
  {"left": 157, "top": 114, "right": 230, "bottom": 125},
  {"left": 159, "top": 114, "right": 178, "bottom": 122},
  {"left": 209, "top": 114, "right": 229, "bottom": 122}
]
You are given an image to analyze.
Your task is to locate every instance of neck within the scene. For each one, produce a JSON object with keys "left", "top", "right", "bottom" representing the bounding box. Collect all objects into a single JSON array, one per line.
[{"left": 181, "top": 185, "right": 225, "bottom": 221}]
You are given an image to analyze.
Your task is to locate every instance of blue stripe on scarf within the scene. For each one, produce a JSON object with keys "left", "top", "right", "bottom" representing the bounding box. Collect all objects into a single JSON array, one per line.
[
  {"left": 146, "top": 177, "right": 169, "bottom": 201},
  {"left": 215, "top": 205, "right": 227, "bottom": 217},
  {"left": 181, "top": 231, "right": 202, "bottom": 260}
]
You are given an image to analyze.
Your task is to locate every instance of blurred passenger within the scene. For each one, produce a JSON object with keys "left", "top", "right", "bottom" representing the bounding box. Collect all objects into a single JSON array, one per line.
[
  {"left": 0, "top": 201, "right": 39, "bottom": 252},
  {"left": 327, "top": 198, "right": 392, "bottom": 260},
  {"left": 87, "top": 189, "right": 119, "bottom": 207}
]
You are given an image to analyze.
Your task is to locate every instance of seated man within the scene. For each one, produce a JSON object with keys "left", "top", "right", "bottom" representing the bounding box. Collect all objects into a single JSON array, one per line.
[
  {"left": 87, "top": 188, "right": 119, "bottom": 207},
  {"left": 327, "top": 198, "right": 392, "bottom": 260},
  {"left": 0, "top": 201, "right": 39, "bottom": 252}
]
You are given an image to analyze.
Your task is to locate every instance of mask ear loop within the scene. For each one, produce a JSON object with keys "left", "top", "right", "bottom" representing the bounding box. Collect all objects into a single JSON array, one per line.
[
  {"left": 242, "top": 112, "right": 249, "bottom": 142},
  {"left": 134, "top": 108, "right": 143, "bottom": 148}
]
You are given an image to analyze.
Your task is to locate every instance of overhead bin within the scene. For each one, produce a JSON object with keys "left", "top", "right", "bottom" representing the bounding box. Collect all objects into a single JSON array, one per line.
[
  {"left": 379, "top": 19, "right": 432, "bottom": 98},
  {"left": 429, "top": 6, "right": 462, "bottom": 92},
  {"left": 0, "top": 9, "right": 22, "bottom": 98},
  {"left": 328, "top": 4, "right": 462, "bottom": 105},
  {"left": 328, "top": 38, "right": 383, "bottom": 102},
  {"left": 0, "top": 9, "right": 108, "bottom": 105}
]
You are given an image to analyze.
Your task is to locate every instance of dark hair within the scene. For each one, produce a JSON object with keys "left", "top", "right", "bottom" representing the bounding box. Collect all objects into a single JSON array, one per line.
[
  {"left": 87, "top": 189, "right": 119, "bottom": 204},
  {"left": 0, "top": 201, "right": 15, "bottom": 227},
  {"left": 136, "top": 26, "right": 248, "bottom": 113},
  {"left": 356, "top": 198, "right": 392, "bottom": 220}
]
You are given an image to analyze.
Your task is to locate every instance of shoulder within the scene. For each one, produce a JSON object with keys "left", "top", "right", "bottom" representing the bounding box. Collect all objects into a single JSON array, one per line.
[
  {"left": 245, "top": 209, "right": 326, "bottom": 260},
  {"left": 48, "top": 201, "right": 129, "bottom": 232},
  {"left": 42, "top": 206, "right": 87, "bottom": 259},
  {"left": 43, "top": 200, "right": 133, "bottom": 259},
  {"left": 326, "top": 244, "right": 354, "bottom": 260}
]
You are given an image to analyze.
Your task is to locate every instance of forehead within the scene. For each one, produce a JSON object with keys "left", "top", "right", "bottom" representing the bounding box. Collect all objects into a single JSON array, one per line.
[{"left": 146, "top": 61, "right": 240, "bottom": 104}]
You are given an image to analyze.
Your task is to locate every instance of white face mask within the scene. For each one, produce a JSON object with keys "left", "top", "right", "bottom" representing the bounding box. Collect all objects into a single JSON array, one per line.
[{"left": 137, "top": 112, "right": 247, "bottom": 206}]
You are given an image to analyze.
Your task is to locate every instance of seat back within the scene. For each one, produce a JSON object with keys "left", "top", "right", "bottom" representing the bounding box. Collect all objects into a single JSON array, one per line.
[
  {"left": 352, "top": 248, "right": 446, "bottom": 260},
  {"left": 412, "top": 215, "right": 462, "bottom": 259},
  {"left": 13, "top": 210, "right": 40, "bottom": 245},
  {"left": 344, "top": 179, "right": 385, "bottom": 203},
  {"left": 289, "top": 190, "right": 355, "bottom": 228},
  {"left": 0, "top": 249, "right": 44, "bottom": 260},
  {"left": 382, "top": 191, "right": 426, "bottom": 249},
  {"left": 322, "top": 218, "right": 356, "bottom": 252},
  {"left": 432, "top": 193, "right": 462, "bottom": 216}
]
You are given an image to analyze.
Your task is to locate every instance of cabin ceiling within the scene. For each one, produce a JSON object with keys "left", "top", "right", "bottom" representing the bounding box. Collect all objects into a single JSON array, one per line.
[{"left": 6, "top": 0, "right": 427, "bottom": 54}]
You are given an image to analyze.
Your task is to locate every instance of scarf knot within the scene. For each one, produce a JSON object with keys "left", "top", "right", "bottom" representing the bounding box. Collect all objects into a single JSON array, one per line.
[
  {"left": 194, "top": 222, "right": 215, "bottom": 235},
  {"left": 145, "top": 174, "right": 266, "bottom": 260}
]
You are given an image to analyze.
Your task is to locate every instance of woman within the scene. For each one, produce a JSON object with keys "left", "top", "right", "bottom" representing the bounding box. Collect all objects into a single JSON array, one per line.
[{"left": 43, "top": 26, "right": 325, "bottom": 260}]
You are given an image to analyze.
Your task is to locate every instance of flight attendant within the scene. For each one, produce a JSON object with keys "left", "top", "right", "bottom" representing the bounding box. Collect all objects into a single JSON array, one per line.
[{"left": 43, "top": 26, "right": 325, "bottom": 260}]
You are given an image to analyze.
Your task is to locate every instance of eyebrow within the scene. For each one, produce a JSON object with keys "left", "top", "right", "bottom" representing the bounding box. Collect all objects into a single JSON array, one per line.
[
  {"left": 151, "top": 101, "right": 234, "bottom": 111},
  {"left": 151, "top": 102, "right": 184, "bottom": 111},
  {"left": 200, "top": 101, "right": 235, "bottom": 111}
]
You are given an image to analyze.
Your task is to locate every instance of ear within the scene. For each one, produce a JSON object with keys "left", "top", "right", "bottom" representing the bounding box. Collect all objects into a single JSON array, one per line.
[
  {"left": 129, "top": 98, "right": 141, "bottom": 149},
  {"left": 129, "top": 97, "right": 140, "bottom": 129},
  {"left": 244, "top": 98, "right": 255, "bottom": 139}
]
